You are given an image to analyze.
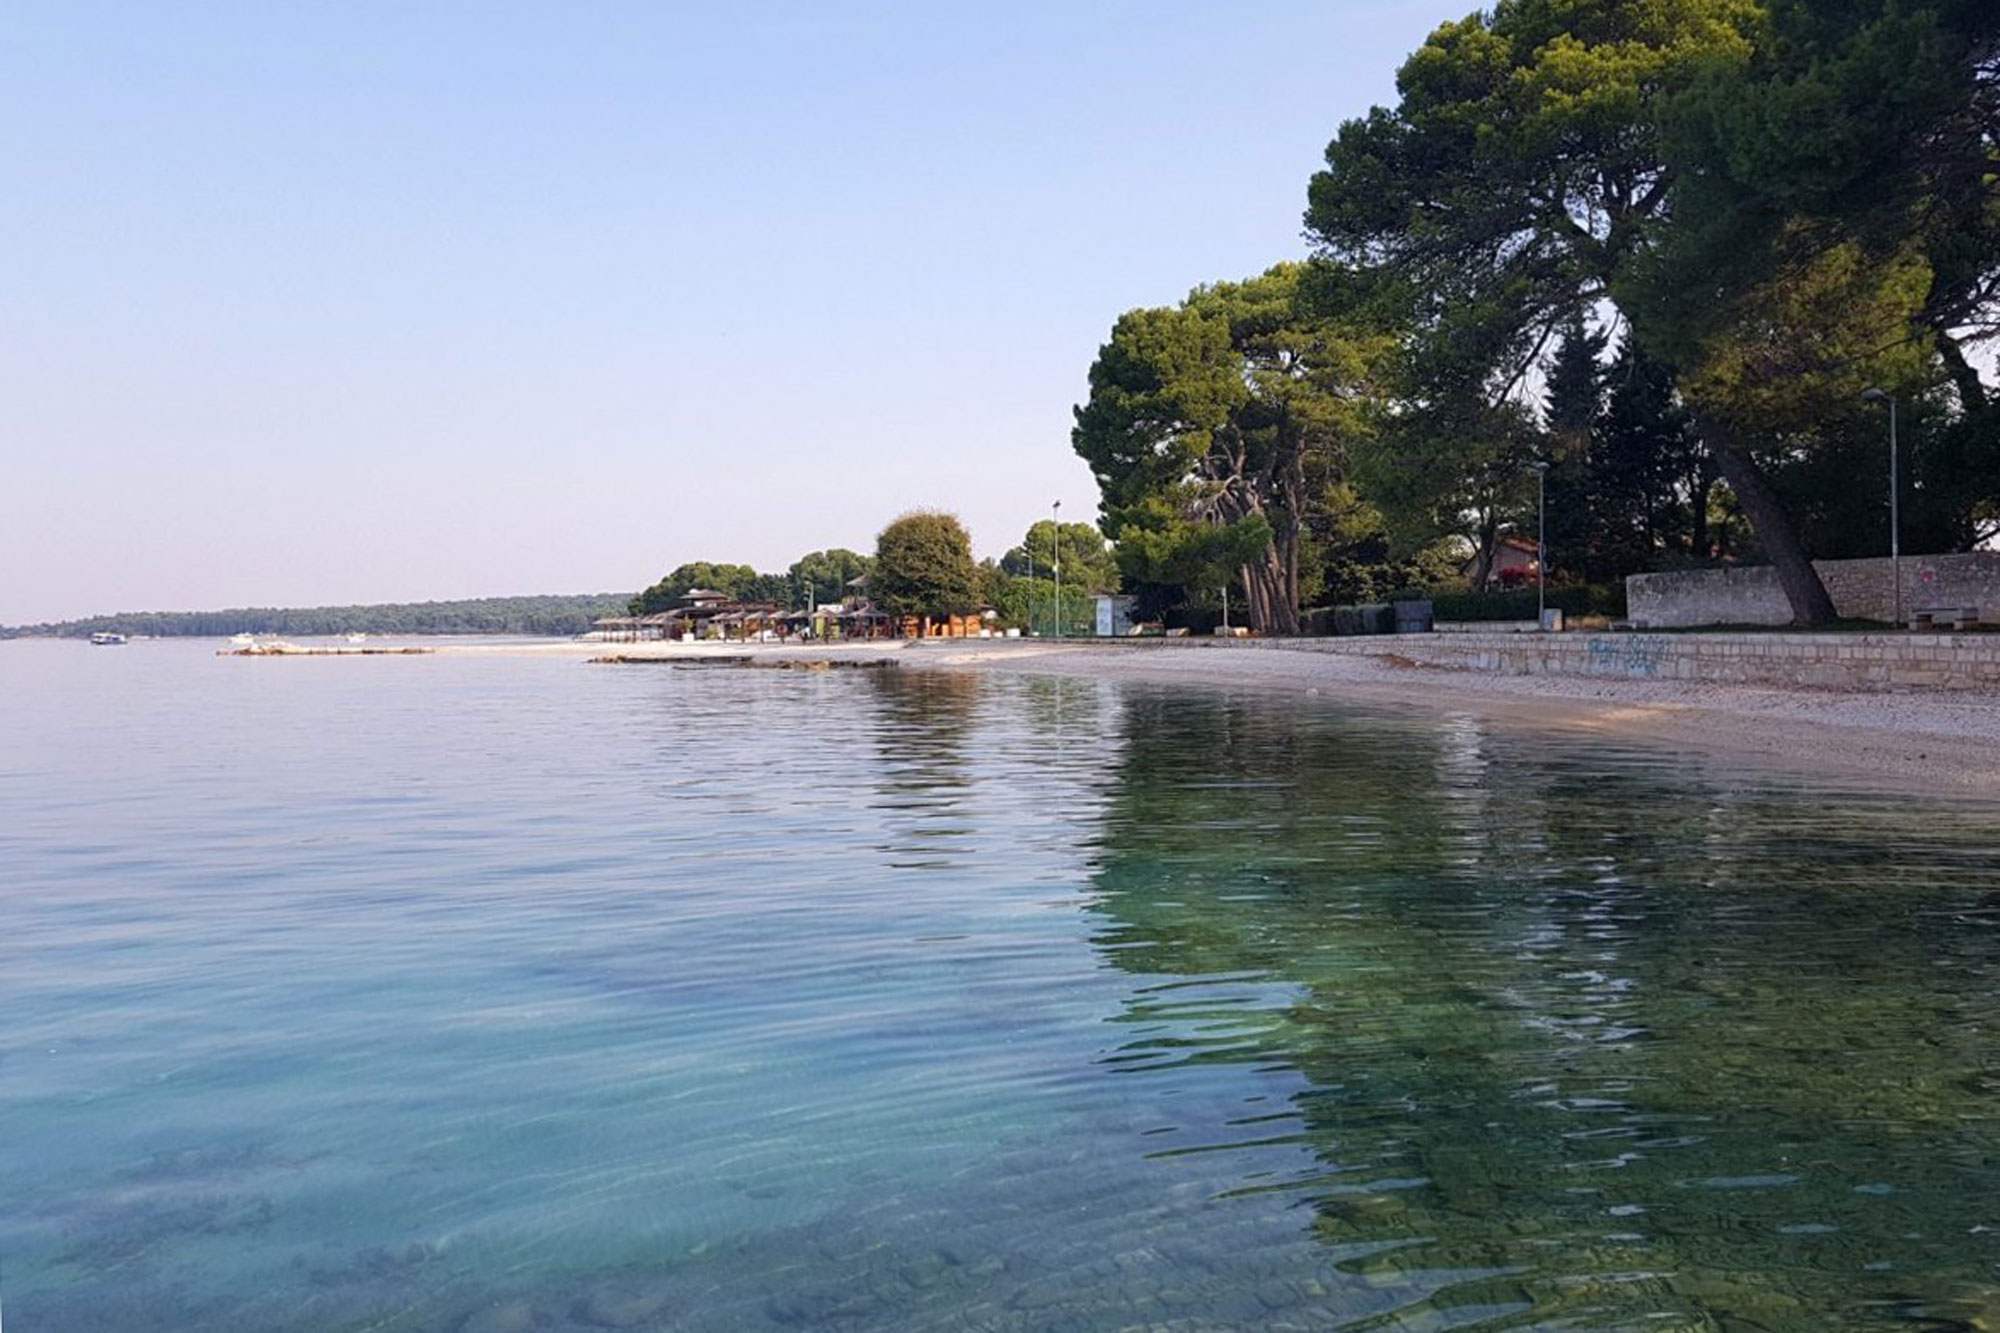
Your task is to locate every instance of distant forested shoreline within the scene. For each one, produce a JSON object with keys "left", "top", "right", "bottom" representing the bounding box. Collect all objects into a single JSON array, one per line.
[{"left": 2, "top": 594, "right": 633, "bottom": 640}]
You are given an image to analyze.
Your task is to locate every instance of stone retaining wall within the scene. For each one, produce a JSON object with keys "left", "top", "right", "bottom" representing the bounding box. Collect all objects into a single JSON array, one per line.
[
  {"left": 1245, "top": 630, "right": 2000, "bottom": 691},
  {"left": 1627, "top": 553, "right": 2000, "bottom": 627}
]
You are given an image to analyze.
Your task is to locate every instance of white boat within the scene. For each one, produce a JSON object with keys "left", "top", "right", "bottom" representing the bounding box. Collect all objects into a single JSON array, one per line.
[
  {"left": 230, "top": 633, "right": 257, "bottom": 647},
  {"left": 345, "top": 632, "right": 368, "bottom": 644},
  {"left": 90, "top": 631, "right": 127, "bottom": 645}
]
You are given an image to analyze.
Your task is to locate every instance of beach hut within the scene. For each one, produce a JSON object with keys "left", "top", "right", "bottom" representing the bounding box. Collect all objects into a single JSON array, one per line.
[{"left": 590, "top": 615, "right": 646, "bottom": 642}]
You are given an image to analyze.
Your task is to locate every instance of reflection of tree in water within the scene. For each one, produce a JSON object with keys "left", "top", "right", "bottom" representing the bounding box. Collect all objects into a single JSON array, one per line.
[
  {"left": 860, "top": 670, "right": 985, "bottom": 870},
  {"left": 866, "top": 669, "right": 984, "bottom": 785},
  {"left": 861, "top": 670, "right": 1125, "bottom": 874},
  {"left": 1088, "top": 690, "right": 2000, "bottom": 1330}
]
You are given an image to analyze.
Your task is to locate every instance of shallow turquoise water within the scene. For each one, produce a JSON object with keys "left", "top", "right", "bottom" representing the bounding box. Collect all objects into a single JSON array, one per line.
[{"left": 3, "top": 639, "right": 1999, "bottom": 1331}]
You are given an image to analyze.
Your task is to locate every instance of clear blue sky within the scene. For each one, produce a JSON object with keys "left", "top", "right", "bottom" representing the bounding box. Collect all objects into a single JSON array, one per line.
[{"left": 2, "top": 1, "right": 1448, "bottom": 623}]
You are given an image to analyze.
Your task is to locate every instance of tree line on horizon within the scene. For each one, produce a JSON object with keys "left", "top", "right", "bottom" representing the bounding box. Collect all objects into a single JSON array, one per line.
[
  {"left": 1072, "top": 0, "right": 1999, "bottom": 630},
  {"left": 11, "top": 513, "right": 1131, "bottom": 642},
  {"left": 4, "top": 594, "right": 635, "bottom": 640}
]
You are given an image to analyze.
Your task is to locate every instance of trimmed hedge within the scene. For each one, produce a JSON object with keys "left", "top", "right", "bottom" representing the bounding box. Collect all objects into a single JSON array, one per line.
[
  {"left": 1389, "top": 583, "right": 1627, "bottom": 623},
  {"left": 1301, "top": 604, "right": 1400, "bottom": 636},
  {"left": 1335, "top": 604, "right": 1397, "bottom": 635}
]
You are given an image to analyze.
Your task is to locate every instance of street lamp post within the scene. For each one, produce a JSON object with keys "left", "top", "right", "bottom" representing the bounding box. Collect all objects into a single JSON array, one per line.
[
  {"left": 1534, "top": 460, "right": 1550, "bottom": 629},
  {"left": 1052, "top": 500, "right": 1062, "bottom": 641},
  {"left": 1861, "top": 388, "right": 1901, "bottom": 627}
]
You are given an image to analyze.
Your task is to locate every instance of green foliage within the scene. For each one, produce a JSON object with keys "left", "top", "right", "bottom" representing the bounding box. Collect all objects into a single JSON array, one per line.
[
  {"left": 1301, "top": 0, "right": 1882, "bottom": 620},
  {"left": 1544, "top": 312, "right": 1606, "bottom": 460},
  {"left": 1646, "top": 0, "right": 1998, "bottom": 362},
  {"left": 739, "top": 572, "right": 793, "bottom": 604},
  {"left": 1619, "top": 0, "right": 2000, "bottom": 612},
  {"left": 1317, "top": 532, "right": 1463, "bottom": 608},
  {"left": 1652, "top": 237, "right": 1936, "bottom": 437},
  {"left": 5, "top": 594, "right": 634, "bottom": 639},
  {"left": 1587, "top": 336, "right": 1717, "bottom": 571},
  {"left": 1073, "top": 263, "right": 1391, "bottom": 633},
  {"left": 1000, "top": 520, "right": 1119, "bottom": 595},
  {"left": 1528, "top": 330, "right": 1725, "bottom": 583},
  {"left": 629, "top": 551, "right": 875, "bottom": 617},
  {"left": 788, "top": 549, "right": 873, "bottom": 606},
  {"left": 987, "top": 574, "right": 1096, "bottom": 637},
  {"left": 629, "top": 562, "right": 763, "bottom": 615},
  {"left": 872, "top": 511, "right": 982, "bottom": 620},
  {"left": 1307, "top": 0, "right": 1760, "bottom": 355},
  {"left": 1317, "top": 603, "right": 1396, "bottom": 637},
  {"left": 1353, "top": 386, "right": 1541, "bottom": 581},
  {"left": 1390, "top": 583, "right": 1629, "bottom": 623},
  {"left": 1115, "top": 510, "right": 1272, "bottom": 598}
]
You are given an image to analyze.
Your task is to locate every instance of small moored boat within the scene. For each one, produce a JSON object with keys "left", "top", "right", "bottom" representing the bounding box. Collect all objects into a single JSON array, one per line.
[{"left": 90, "top": 632, "right": 127, "bottom": 645}]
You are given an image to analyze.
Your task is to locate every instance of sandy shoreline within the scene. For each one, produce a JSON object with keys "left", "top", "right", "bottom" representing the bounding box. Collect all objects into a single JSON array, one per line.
[{"left": 441, "top": 636, "right": 2000, "bottom": 795}]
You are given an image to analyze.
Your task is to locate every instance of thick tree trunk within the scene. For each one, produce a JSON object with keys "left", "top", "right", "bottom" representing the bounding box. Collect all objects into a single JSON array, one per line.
[
  {"left": 1277, "top": 463, "right": 1306, "bottom": 630},
  {"left": 1265, "top": 559, "right": 1299, "bottom": 634},
  {"left": 1698, "top": 415, "right": 1838, "bottom": 626},
  {"left": 1468, "top": 513, "right": 1500, "bottom": 590},
  {"left": 1936, "top": 332, "right": 1990, "bottom": 416},
  {"left": 1235, "top": 559, "right": 1281, "bottom": 635},
  {"left": 1229, "top": 553, "right": 1297, "bottom": 636},
  {"left": 1208, "top": 490, "right": 1301, "bottom": 635},
  {"left": 1233, "top": 545, "right": 1295, "bottom": 635},
  {"left": 1268, "top": 523, "right": 1303, "bottom": 636},
  {"left": 1202, "top": 420, "right": 1309, "bottom": 635},
  {"left": 1688, "top": 469, "right": 1712, "bottom": 562}
]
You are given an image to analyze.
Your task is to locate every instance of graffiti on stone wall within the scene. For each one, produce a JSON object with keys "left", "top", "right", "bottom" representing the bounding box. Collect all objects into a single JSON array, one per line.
[{"left": 1585, "top": 635, "right": 1670, "bottom": 678}]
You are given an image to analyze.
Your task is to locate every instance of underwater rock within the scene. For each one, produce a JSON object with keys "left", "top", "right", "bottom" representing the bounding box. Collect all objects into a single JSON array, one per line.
[
  {"left": 578, "top": 1284, "right": 669, "bottom": 1328},
  {"left": 56, "top": 1192, "right": 276, "bottom": 1272},
  {"left": 763, "top": 1292, "right": 813, "bottom": 1325},
  {"left": 460, "top": 1299, "right": 543, "bottom": 1333},
  {"left": 1007, "top": 1282, "right": 1064, "bottom": 1311},
  {"left": 763, "top": 1285, "right": 883, "bottom": 1325},
  {"left": 120, "top": 1142, "right": 294, "bottom": 1181},
  {"left": 898, "top": 1252, "right": 949, "bottom": 1288}
]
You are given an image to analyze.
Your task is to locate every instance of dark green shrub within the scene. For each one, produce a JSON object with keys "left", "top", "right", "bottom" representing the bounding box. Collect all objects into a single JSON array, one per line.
[
  {"left": 1317, "top": 603, "right": 1397, "bottom": 636},
  {"left": 1388, "top": 583, "right": 1628, "bottom": 622}
]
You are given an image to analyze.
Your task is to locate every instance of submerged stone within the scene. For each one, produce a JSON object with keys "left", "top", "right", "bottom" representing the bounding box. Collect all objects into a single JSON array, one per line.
[
  {"left": 460, "top": 1299, "right": 543, "bottom": 1333},
  {"left": 578, "top": 1284, "right": 669, "bottom": 1328}
]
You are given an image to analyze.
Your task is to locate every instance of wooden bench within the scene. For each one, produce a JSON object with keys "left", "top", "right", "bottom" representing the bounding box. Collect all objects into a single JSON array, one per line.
[{"left": 1910, "top": 606, "right": 1980, "bottom": 631}]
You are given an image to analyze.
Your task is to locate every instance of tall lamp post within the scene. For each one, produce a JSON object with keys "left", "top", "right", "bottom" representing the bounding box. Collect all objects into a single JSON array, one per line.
[
  {"left": 1860, "top": 388, "right": 1901, "bottom": 627},
  {"left": 1533, "top": 460, "right": 1550, "bottom": 629},
  {"left": 1051, "top": 500, "right": 1062, "bottom": 640}
]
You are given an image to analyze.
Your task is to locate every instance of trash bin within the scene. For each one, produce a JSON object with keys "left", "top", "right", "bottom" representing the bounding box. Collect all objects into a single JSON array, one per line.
[{"left": 1393, "top": 600, "right": 1434, "bottom": 634}]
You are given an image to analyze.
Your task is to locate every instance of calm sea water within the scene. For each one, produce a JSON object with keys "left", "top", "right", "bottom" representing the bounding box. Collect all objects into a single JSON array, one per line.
[{"left": 4, "top": 639, "right": 1999, "bottom": 1332}]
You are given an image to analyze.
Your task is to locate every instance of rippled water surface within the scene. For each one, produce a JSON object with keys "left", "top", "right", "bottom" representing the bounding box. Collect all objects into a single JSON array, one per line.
[{"left": 5, "top": 639, "right": 2000, "bottom": 1331}]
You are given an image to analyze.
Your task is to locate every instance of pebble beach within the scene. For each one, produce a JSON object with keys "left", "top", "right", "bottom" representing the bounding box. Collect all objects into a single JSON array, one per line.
[{"left": 435, "top": 635, "right": 2000, "bottom": 795}]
